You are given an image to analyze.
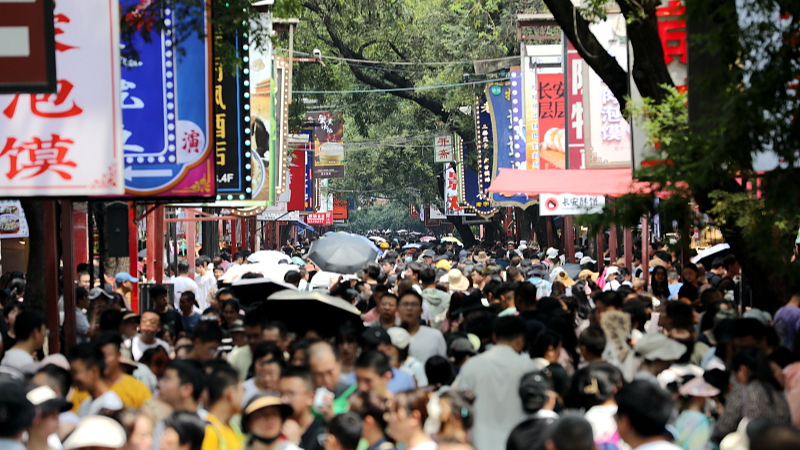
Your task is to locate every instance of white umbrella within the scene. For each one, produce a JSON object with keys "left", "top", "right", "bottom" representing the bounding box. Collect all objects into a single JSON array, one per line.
[
  {"left": 247, "top": 250, "right": 291, "bottom": 265},
  {"left": 219, "top": 262, "right": 300, "bottom": 283},
  {"left": 368, "top": 236, "right": 386, "bottom": 243},
  {"left": 690, "top": 243, "right": 730, "bottom": 264}
]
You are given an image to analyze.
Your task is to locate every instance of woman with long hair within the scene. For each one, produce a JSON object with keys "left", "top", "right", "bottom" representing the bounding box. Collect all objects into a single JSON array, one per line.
[
  {"left": 649, "top": 266, "right": 670, "bottom": 300},
  {"left": 385, "top": 389, "right": 438, "bottom": 450},
  {"left": 565, "top": 362, "right": 626, "bottom": 450},
  {"left": 711, "top": 348, "right": 791, "bottom": 443}
]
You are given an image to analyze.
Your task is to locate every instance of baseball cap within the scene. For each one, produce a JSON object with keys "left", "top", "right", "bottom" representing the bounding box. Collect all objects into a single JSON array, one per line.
[
  {"left": 422, "top": 249, "right": 436, "bottom": 258},
  {"left": 546, "top": 247, "right": 559, "bottom": 259},
  {"left": 361, "top": 327, "right": 391, "bottom": 347},
  {"left": 115, "top": 272, "right": 137, "bottom": 283},
  {"left": 87, "top": 287, "right": 113, "bottom": 300},
  {"left": 449, "top": 337, "right": 477, "bottom": 356},
  {"left": 26, "top": 385, "right": 72, "bottom": 414},
  {"left": 529, "top": 263, "right": 548, "bottom": 278},
  {"left": 633, "top": 333, "right": 687, "bottom": 361},
  {"left": 229, "top": 320, "right": 245, "bottom": 333},
  {"left": 63, "top": 415, "right": 127, "bottom": 450},
  {"left": 518, "top": 371, "right": 553, "bottom": 413},
  {"left": 122, "top": 311, "right": 140, "bottom": 322},
  {"left": 386, "top": 327, "right": 411, "bottom": 350},
  {"left": 0, "top": 380, "right": 36, "bottom": 437},
  {"left": 575, "top": 252, "right": 584, "bottom": 260},
  {"left": 580, "top": 256, "right": 597, "bottom": 265}
]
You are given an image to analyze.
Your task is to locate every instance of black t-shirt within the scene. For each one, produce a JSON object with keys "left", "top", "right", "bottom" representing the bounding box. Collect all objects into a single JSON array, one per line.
[
  {"left": 159, "top": 309, "right": 184, "bottom": 335},
  {"left": 678, "top": 283, "right": 699, "bottom": 301},
  {"left": 300, "top": 418, "right": 326, "bottom": 450}
]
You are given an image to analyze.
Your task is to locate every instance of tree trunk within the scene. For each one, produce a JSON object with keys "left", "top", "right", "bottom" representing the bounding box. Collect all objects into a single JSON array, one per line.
[
  {"left": 448, "top": 216, "right": 477, "bottom": 248},
  {"left": 20, "top": 200, "right": 46, "bottom": 311}
]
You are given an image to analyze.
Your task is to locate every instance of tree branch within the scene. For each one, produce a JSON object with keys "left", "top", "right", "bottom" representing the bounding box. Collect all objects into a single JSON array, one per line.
[
  {"left": 541, "top": 0, "right": 629, "bottom": 107},
  {"left": 618, "top": 0, "right": 674, "bottom": 101}
]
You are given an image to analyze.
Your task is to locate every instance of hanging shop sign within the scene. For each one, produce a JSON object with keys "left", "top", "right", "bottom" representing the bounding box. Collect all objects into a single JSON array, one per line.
[
  {"left": 122, "top": 0, "right": 215, "bottom": 197},
  {"left": 537, "top": 73, "right": 566, "bottom": 170},
  {"left": 0, "top": 0, "right": 56, "bottom": 93},
  {"left": 433, "top": 134, "right": 454, "bottom": 163},
  {"left": 565, "top": 39, "right": 586, "bottom": 169},
  {"left": 585, "top": 14, "right": 631, "bottom": 169},
  {"left": 443, "top": 161, "right": 472, "bottom": 216},
  {"left": 455, "top": 133, "right": 499, "bottom": 218},
  {"left": 0, "top": 0, "right": 123, "bottom": 196},
  {"left": 539, "top": 193, "right": 605, "bottom": 216},
  {"left": 308, "top": 111, "right": 344, "bottom": 179},
  {"left": 487, "top": 71, "right": 535, "bottom": 209},
  {"left": 0, "top": 201, "right": 29, "bottom": 239},
  {"left": 257, "top": 210, "right": 300, "bottom": 221},
  {"left": 288, "top": 131, "right": 310, "bottom": 212},
  {"left": 214, "top": 26, "right": 252, "bottom": 200},
  {"left": 523, "top": 45, "right": 562, "bottom": 170},
  {"left": 305, "top": 211, "right": 332, "bottom": 226}
]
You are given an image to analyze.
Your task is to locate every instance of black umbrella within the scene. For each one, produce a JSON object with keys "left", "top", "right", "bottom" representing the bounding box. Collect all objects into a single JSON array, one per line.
[
  {"left": 306, "top": 233, "right": 379, "bottom": 274},
  {"left": 255, "top": 290, "right": 363, "bottom": 336},
  {"left": 560, "top": 263, "right": 582, "bottom": 279},
  {"left": 231, "top": 278, "right": 296, "bottom": 307}
]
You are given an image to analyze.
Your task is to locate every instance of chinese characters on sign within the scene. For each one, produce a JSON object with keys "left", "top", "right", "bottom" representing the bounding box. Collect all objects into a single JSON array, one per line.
[
  {"left": 0, "top": 0, "right": 123, "bottom": 195},
  {"left": 309, "top": 111, "right": 345, "bottom": 179},
  {"left": 433, "top": 134, "right": 454, "bottom": 163},
  {"left": 537, "top": 73, "right": 566, "bottom": 170},
  {"left": 305, "top": 211, "right": 332, "bottom": 226},
  {"left": 566, "top": 40, "right": 585, "bottom": 169},
  {"left": 656, "top": 1, "right": 688, "bottom": 68},
  {"left": 539, "top": 193, "right": 605, "bottom": 216}
]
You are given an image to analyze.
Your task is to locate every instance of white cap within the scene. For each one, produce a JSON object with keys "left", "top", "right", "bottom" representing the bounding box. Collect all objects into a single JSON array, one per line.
[
  {"left": 575, "top": 252, "right": 584, "bottom": 260},
  {"left": 63, "top": 416, "right": 127, "bottom": 450},
  {"left": 633, "top": 333, "right": 687, "bottom": 362},
  {"left": 546, "top": 247, "right": 559, "bottom": 259},
  {"left": 386, "top": 327, "right": 411, "bottom": 350},
  {"left": 580, "top": 256, "right": 596, "bottom": 265}
]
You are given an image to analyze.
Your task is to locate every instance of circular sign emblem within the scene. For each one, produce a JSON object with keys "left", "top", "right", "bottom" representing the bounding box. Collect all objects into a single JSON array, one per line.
[
  {"left": 490, "top": 85, "right": 502, "bottom": 96},
  {"left": 545, "top": 197, "right": 559, "bottom": 211}
]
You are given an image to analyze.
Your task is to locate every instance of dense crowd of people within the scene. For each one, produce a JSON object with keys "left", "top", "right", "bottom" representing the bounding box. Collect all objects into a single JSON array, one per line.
[{"left": 1, "top": 237, "right": 800, "bottom": 450}]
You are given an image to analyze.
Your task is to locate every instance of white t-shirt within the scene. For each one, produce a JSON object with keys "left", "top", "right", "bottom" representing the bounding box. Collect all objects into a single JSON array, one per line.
[
  {"left": 195, "top": 272, "right": 216, "bottom": 311},
  {"left": 408, "top": 442, "right": 438, "bottom": 450},
  {"left": 127, "top": 335, "right": 171, "bottom": 361},
  {"left": 408, "top": 326, "right": 447, "bottom": 366},
  {"left": 77, "top": 390, "right": 123, "bottom": 417},
  {"left": 171, "top": 276, "right": 199, "bottom": 308},
  {"left": 0, "top": 348, "right": 35, "bottom": 371},
  {"left": 242, "top": 378, "right": 277, "bottom": 409}
]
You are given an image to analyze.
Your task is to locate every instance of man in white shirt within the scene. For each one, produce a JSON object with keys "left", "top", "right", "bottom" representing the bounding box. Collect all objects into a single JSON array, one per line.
[
  {"left": 453, "top": 315, "right": 539, "bottom": 450},
  {"left": 194, "top": 256, "right": 215, "bottom": 311},
  {"left": 614, "top": 380, "right": 681, "bottom": 450},
  {"left": 126, "top": 311, "right": 171, "bottom": 361},
  {"left": 397, "top": 290, "right": 446, "bottom": 365},
  {"left": 170, "top": 261, "right": 198, "bottom": 309},
  {"left": 1, "top": 309, "right": 46, "bottom": 372},
  {"left": 68, "top": 343, "right": 123, "bottom": 417}
]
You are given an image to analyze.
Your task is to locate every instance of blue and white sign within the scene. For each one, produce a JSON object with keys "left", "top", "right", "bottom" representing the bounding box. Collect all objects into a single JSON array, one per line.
[{"left": 122, "top": 0, "right": 213, "bottom": 196}]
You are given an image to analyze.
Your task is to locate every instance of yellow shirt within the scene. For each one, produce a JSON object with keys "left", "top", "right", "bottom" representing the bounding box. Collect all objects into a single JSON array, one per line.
[
  {"left": 201, "top": 413, "right": 244, "bottom": 450},
  {"left": 69, "top": 374, "right": 152, "bottom": 413}
]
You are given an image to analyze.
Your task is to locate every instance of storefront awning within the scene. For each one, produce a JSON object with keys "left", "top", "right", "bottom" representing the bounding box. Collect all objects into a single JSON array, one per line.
[{"left": 488, "top": 168, "right": 636, "bottom": 197}]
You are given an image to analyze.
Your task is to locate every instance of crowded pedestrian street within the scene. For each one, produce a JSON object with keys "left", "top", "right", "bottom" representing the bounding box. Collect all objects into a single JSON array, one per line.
[{"left": 1, "top": 1, "right": 800, "bottom": 450}]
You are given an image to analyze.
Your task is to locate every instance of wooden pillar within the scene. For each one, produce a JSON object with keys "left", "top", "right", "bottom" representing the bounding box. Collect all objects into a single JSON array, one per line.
[
  {"left": 231, "top": 219, "right": 237, "bottom": 255},
  {"left": 624, "top": 227, "right": 633, "bottom": 271},
  {"left": 61, "top": 200, "right": 76, "bottom": 352},
  {"left": 128, "top": 202, "right": 138, "bottom": 312},
  {"left": 154, "top": 205, "right": 164, "bottom": 284},
  {"left": 240, "top": 219, "right": 247, "bottom": 251},
  {"left": 641, "top": 216, "right": 650, "bottom": 287},
  {"left": 564, "top": 216, "right": 575, "bottom": 263},
  {"left": 596, "top": 231, "right": 605, "bottom": 271},
  {"left": 609, "top": 224, "right": 618, "bottom": 264},
  {"left": 43, "top": 200, "right": 60, "bottom": 354},
  {"left": 186, "top": 209, "right": 196, "bottom": 276},
  {"left": 249, "top": 217, "right": 257, "bottom": 251},
  {"left": 546, "top": 217, "right": 555, "bottom": 249},
  {"left": 146, "top": 205, "right": 155, "bottom": 282}
]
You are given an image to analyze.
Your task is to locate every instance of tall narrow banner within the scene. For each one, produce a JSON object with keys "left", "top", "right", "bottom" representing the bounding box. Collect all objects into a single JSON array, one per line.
[
  {"left": 566, "top": 40, "right": 585, "bottom": 169},
  {"left": 0, "top": 0, "right": 123, "bottom": 195},
  {"left": 308, "top": 111, "right": 344, "bottom": 179},
  {"left": 537, "top": 73, "right": 566, "bottom": 170},
  {"left": 586, "top": 15, "right": 631, "bottom": 168},
  {"left": 487, "top": 73, "right": 535, "bottom": 208},
  {"left": 214, "top": 27, "right": 252, "bottom": 200},
  {"left": 475, "top": 95, "right": 493, "bottom": 196},
  {"left": 456, "top": 133, "right": 499, "bottom": 218},
  {"left": 287, "top": 131, "right": 310, "bottom": 212},
  {"left": 122, "top": 0, "right": 215, "bottom": 197},
  {"left": 305, "top": 135, "right": 315, "bottom": 212}
]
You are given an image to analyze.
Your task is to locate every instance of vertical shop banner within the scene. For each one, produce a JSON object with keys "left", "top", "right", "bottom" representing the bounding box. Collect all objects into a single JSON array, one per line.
[
  {"left": 214, "top": 27, "right": 251, "bottom": 200},
  {"left": 305, "top": 137, "right": 315, "bottom": 212},
  {"left": 0, "top": 0, "right": 56, "bottom": 93},
  {"left": 566, "top": 40, "right": 585, "bottom": 169},
  {"left": 537, "top": 73, "right": 566, "bottom": 170},
  {"left": 444, "top": 162, "right": 469, "bottom": 216},
  {"left": 332, "top": 196, "right": 348, "bottom": 223},
  {"left": 433, "top": 134, "right": 454, "bottom": 163},
  {"left": 0, "top": 0, "right": 123, "bottom": 195},
  {"left": 288, "top": 131, "right": 309, "bottom": 212},
  {"left": 524, "top": 57, "right": 540, "bottom": 170},
  {"left": 475, "top": 95, "right": 493, "bottom": 196},
  {"left": 308, "top": 111, "right": 344, "bottom": 178},
  {"left": 488, "top": 71, "right": 535, "bottom": 208},
  {"left": 456, "top": 132, "right": 498, "bottom": 218},
  {"left": 586, "top": 15, "right": 631, "bottom": 169},
  {"left": 123, "top": 1, "right": 215, "bottom": 197}
]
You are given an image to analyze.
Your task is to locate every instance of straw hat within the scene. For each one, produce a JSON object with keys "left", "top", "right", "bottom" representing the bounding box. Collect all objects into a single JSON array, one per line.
[
  {"left": 440, "top": 269, "right": 469, "bottom": 291},
  {"left": 578, "top": 269, "right": 599, "bottom": 281}
]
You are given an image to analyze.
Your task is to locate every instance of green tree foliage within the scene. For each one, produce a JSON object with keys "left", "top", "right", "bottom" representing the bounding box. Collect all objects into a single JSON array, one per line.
[{"left": 345, "top": 202, "right": 426, "bottom": 234}]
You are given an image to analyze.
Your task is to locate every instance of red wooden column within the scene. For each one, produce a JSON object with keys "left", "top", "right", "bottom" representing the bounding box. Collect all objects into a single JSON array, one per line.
[
  {"left": 624, "top": 227, "right": 633, "bottom": 271},
  {"left": 609, "top": 224, "right": 618, "bottom": 264},
  {"left": 186, "top": 209, "right": 196, "bottom": 273},
  {"left": 61, "top": 200, "right": 76, "bottom": 352},
  {"left": 249, "top": 217, "right": 257, "bottom": 251},
  {"left": 43, "top": 200, "right": 60, "bottom": 354},
  {"left": 596, "top": 230, "right": 605, "bottom": 271},
  {"left": 154, "top": 206, "right": 165, "bottom": 284},
  {"left": 146, "top": 204, "right": 155, "bottom": 282},
  {"left": 564, "top": 216, "right": 575, "bottom": 263},
  {"left": 128, "top": 202, "right": 138, "bottom": 311},
  {"left": 231, "top": 219, "right": 237, "bottom": 255},
  {"left": 641, "top": 216, "right": 650, "bottom": 287}
]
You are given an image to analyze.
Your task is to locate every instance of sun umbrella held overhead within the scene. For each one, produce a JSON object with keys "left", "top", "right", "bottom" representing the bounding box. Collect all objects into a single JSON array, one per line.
[
  {"left": 231, "top": 277, "right": 296, "bottom": 307},
  {"left": 256, "top": 289, "right": 363, "bottom": 337},
  {"left": 247, "top": 250, "right": 292, "bottom": 265},
  {"left": 306, "top": 233, "right": 379, "bottom": 274},
  {"left": 691, "top": 243, "right": 731, "bottom": 270}
]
